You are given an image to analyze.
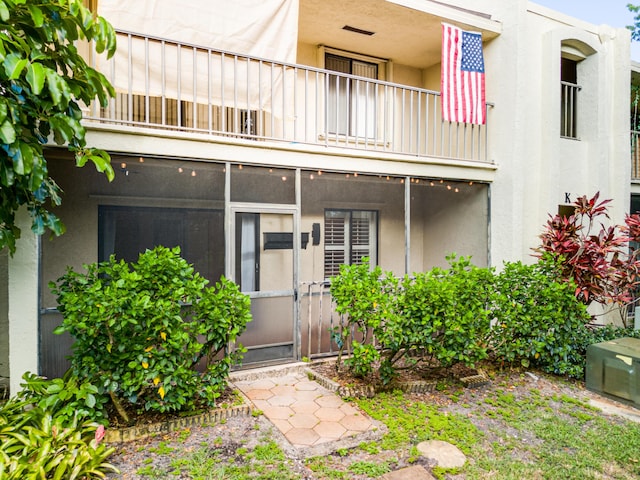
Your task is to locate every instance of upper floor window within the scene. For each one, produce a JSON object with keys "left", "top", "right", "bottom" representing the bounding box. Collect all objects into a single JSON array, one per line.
[
  {"left": 559, "top": 38, "right": 595, "bottom": 140},
  {"left": 560, "top": 57, "right": 580, "bottom": 138},
  {"left": 325, "top": 52, "right": 380, "bottom": 138}
]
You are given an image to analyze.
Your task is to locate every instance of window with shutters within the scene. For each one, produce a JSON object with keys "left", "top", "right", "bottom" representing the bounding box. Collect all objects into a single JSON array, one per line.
[{"left": 324, "top": 209, "right": 378, "bottom": 278}]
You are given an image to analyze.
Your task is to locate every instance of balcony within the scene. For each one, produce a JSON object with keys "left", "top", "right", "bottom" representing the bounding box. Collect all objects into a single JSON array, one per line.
[{"left": 85, "top": 30, "right": 492, "bottom": 164}]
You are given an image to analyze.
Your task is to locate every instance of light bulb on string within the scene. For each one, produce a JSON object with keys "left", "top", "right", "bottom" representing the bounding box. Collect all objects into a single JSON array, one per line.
[
  {"left": 178, "top": 167, "right": 184, "bottom": 173},
  {"left": 191, "top": 170, "right": 196, "bottom": 177}
]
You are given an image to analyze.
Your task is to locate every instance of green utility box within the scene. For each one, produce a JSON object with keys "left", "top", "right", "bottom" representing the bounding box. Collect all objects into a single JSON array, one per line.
[{"left": 585, "top": 337, "right": 640, "bottom": 405}]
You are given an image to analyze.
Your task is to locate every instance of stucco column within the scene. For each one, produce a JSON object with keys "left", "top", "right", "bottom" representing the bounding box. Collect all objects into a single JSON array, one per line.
[{"left": 8, "top": 207, "right": 39, "bottom": 395}]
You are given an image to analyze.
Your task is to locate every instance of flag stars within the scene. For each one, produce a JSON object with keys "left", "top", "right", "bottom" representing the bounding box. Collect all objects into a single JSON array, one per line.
[{"left": 461, "top": 32, "right": 484, "bottom": 73}]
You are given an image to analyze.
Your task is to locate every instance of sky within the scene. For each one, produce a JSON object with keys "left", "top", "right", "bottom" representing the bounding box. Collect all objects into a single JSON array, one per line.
[{"left": 532, "top": 0, "right": 640, "bottom": 61}]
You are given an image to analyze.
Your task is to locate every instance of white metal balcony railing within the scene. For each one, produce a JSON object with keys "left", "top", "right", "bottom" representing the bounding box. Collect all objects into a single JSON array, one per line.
[
  {"left": 561, "top": 80, "right": 580, "bottom": 139},
  {"left": 86, "top": 30, "right": 492, "bottom": 163}
]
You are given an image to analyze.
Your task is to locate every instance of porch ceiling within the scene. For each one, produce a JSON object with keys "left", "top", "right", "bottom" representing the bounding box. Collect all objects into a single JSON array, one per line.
[{"left": 298, "top": 0, "right": 502, "bottom": 70}]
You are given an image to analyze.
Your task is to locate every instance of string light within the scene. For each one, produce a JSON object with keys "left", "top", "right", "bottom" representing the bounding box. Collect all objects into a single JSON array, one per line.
[
  {"left": 353, "top": 172, "right": 358, "bottom": 177},
  {"left": 281, "top": 176, "right": 287, "bottom": 181},
  {"left": 138, "top": 157, "right": 145, "bottom": 163},
  {"left": 454, "top": 187, "right": 459, "bottom": 193},
  {"left": 345, "top": 174, "right": 350, "bottom": 179},
  {"left": 309, "top": 173, "right": 315, "bottom": 180},
  {"left": 415, "top": 179, "right": 420, "bottom": 184},
  {"left": 400, "top": 178, "right": 404, "bottom": 184},
  {"left": 469, "top": 181, "right": 474, "bottom": 186},
  {"left": 238, "top": 164, "right": 243, "bottom": 170},
  {"left": 430, "top": 181, "right": 435, "bottom": 187},
  {"left": 191, "top": 170, "right": 196, "bottom": 177},
  {"left": 120, "top": 162, "right": 127, "bottom": 169},
  {"left": 178, "top": 167, "right": 184, "bottom": 173},
  {"left": 447, "top": 185, "right": 452, "bottom": 190},
  {"left": 317, "top": 170, "right": 323, "bottom": 176}
]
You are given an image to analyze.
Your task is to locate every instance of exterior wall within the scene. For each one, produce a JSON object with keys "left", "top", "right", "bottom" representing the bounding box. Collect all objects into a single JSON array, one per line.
[
  {"left": 460, "top": 0, "right": 633, "bottom": 267},
  {"left": 0, "top": 248, "right": 8, "bottom": 379},
  {"left": 7, "top": 209, "right": 39, "bottom": 395}
]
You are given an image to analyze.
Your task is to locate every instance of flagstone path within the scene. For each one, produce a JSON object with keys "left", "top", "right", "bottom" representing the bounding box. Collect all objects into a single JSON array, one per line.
[{"left": 231, "top": 363, "right": 382, "bottom": 454}]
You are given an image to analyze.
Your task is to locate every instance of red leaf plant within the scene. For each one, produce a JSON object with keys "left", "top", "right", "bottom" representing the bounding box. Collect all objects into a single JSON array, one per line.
[{"left": 535, "top": 193, "right": 640, "bottom": 318}]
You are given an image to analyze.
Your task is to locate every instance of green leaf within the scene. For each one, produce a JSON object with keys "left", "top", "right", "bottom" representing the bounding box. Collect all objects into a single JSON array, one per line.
[
  {"left": 0, "top": 119, "right": 15, "bottom": 144},
  {"left": 0, "top": 0, "right": 9, "bottom": 21},
  {"left": 3, "top": 53, "right": 27, "bottom": 79},
  {"left": 52, "top": 325, "right": 66, "bottom": 335},
  {"left": 18, "top": 143, "right": 34, "bottom": 174},
  {"left": 45, "top": 69, "right": 71, "bottom": 106},
  {"left": 28, "top": 5, "right": 44, "bottom": 27},
  {"left": 45, "top": 383, "right": 63, "bottom": 394},
  {"left": 26, "top": 62, "right": 46, "bottom": 95},
  {"left": 0, "top": 160, "right": 14, "bottom": 186}
]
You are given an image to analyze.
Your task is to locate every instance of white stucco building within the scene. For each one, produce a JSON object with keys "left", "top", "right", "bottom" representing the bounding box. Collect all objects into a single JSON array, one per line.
[{"left": 0, "top": 0, "right": 635, "bottom": 395}]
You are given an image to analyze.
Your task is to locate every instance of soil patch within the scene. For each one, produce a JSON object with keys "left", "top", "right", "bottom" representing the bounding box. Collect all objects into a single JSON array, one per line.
[
  {"left": 105, "top": 386, "right": 241, "bottom": 429},
  {"left": 308, "top": 358, "right": 484, "bottom": 397}
]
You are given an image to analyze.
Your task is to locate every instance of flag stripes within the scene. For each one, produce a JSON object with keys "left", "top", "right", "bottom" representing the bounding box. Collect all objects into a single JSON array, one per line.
[{"left": 441, "top": 23, "right": 486, "bottom": 125}]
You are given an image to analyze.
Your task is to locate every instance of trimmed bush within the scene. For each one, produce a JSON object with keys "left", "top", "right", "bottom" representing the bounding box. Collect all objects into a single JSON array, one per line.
[
  {"left": 395, "top": 255, "right": 495, "bottom": 371},
  {"left": 51, "top": 246, "right": 251, "bottom": 421},
  {"left": 330, "top": 255, "right": 495, "bottom": 384},
  {"left": 490, "top": 258, "right": 592, "bottom": 378}
]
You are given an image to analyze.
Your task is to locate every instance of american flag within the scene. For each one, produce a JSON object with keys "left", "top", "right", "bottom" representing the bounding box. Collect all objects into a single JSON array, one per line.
[{"left": 441, "top": 23, "right": 486, "bottom": 125}]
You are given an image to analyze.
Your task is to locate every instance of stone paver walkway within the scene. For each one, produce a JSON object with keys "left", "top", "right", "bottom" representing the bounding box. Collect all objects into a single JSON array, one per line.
[{"left": 231, "top": 364, "right": 378, "bottom": 450}]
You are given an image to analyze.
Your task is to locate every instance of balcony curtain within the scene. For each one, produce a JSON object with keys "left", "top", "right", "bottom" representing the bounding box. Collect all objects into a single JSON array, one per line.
[{"left": 96, "top": 0, "right": 299, "bottom": 114}]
